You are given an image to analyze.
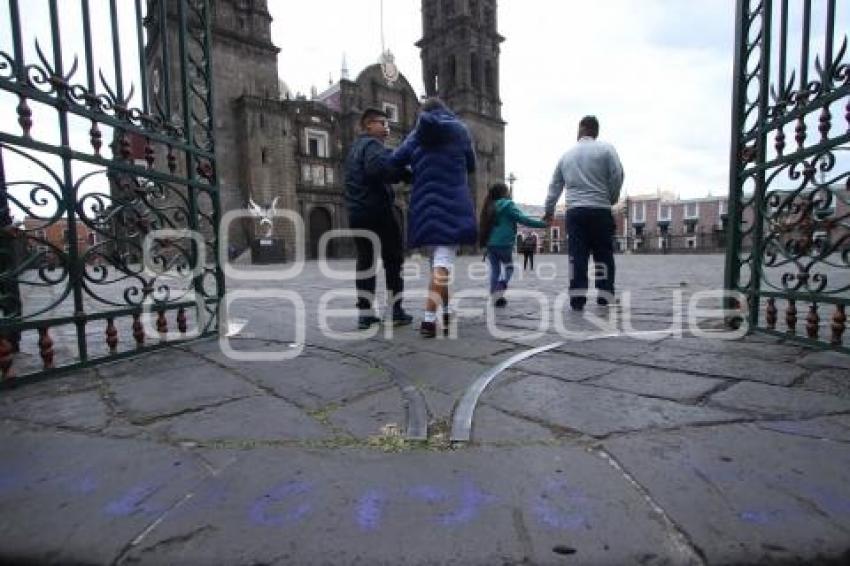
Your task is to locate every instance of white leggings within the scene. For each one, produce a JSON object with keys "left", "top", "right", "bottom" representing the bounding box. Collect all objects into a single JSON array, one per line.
[{"left": 429, "top": 245, "right": 458, "bottom": 270}]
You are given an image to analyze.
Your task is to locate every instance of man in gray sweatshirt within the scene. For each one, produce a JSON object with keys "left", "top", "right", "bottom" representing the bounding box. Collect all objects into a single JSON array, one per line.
[{"left": 543, "top": 115, "right": 624, "bottom": 310}]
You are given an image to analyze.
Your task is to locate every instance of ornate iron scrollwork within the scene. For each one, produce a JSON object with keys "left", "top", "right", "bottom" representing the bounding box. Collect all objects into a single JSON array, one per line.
[
  {"left": 727, "top": 0, "right": 849, "bottom": 353},
  {"left": 0, "top": 0, "right": 221, "bottom": 381}
]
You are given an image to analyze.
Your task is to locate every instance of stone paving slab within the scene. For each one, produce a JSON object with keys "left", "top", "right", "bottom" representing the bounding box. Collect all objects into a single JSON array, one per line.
[
  {"left": 398, "top": 351, "right": 491, "bottom": 395},
  {"left": 512, "top": 351, "right": 620, "bottom": 382},
  {"left": 421, "top": 386, "right": 557, "bottom": 443},
  {"left": 800, "top": 368, "right": 850, "bottom": 398},
  {"left": 755, "top": 415, "right": 850, "bottom": 443},
  {"left": 587, "top": 366, "right": 728, "bottom": 403},
  {"left": 635, "top": 346, "right": 808, "bottom": 385},
  {"left": 2, "top": 368, "right": 100, "bottom": 398},
  {"left": 343, "top": 321, "right": 526, "bottom": 365},
  {"left": 655, "top": 334, "right": 808, "bottom": 362},
  {"left": 106, "top": 362, "right": 261, "bottom": 424},
  {"left": 96, "top": 349, "right": 208, "bottom": 379},
  {"left": 485, "top": 375, "right": 743, "bottom": 437},
  {"left": 148, "top": 396, "right": 333, "bottom": 444},
  {"left": 197, "top": 349, "right": 394, "bottom": 412},
  {"left": 798, "top": 350, "right": 850, "bottom": 370},
  {"left": 3, "top": 255, "right": 850, "bottom": 564},
  {"left": 472, "top": 404, "right": 558, "bottom": 443},
  {"left": 118, "top": 446, "right": 699, "bottom": 565},
  {"left": 326, "top": 387, "right": 407, "bottom": 439},
  {"left": 410, "top": 334, "right": 521, "bottom": 361},
  {"left": 603, "top": 424, "right": 850, "bottom": 564},
  {"left": 0, "top": 388, "right": 110, "bottom": 431},
  {"left": 0, "top": 426, "right": 209, "bottom": 565},
  {"left": 554, "top": 336, "right": 662, "bottom": 363},
  {"left": 708, "top": 382, "right": 850, "bottom": 418}
]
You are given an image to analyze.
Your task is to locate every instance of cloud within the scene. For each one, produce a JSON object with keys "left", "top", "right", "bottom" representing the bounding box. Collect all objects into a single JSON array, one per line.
[
  {"left": 5, "top": 0, "right": 844, "bottom": 219},
  {"left": 497, "top": 0, "right": 738, "bottom": 204},
  {"left": 272, "top": 0, "right": 423, "bottom": 96}
]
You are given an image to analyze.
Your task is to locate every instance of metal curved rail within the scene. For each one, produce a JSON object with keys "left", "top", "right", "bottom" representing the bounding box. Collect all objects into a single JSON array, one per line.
[
  {"left": 450, "top": 342, "right": 563, "bottom": 443},
  {"left": 450, "top": 330, "right": 674, "bottom": 443}
]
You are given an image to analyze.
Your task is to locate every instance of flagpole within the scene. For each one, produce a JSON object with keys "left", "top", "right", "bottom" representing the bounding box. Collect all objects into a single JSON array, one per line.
[{"left": 380, "top": 0, "right": 386, "bottom": 54}]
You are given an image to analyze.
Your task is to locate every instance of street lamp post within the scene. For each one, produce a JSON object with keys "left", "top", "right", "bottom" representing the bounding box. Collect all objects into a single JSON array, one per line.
[{"left": 507, "top": 172, "right": 517, "bottom": 197}]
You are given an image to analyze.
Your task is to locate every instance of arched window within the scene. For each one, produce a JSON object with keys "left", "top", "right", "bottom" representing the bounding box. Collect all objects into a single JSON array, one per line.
[
  {"left": 483, "top": 4, "right": 494, "bottom": 27},
  {"left": 484, "top": 61, "right": 495, "bottom": 95},
  {"left": 448, "top": 55, "right": 457, "bottom": 89},
  {"left": 428, "top": 66, "right": 439, "bottom": 95},
  {"left": 425, "top": 3, "right": 437, "bottom": 31},
  {"left": 470, "top": 53, "right": 480, "bottom": 89},
  {"left": 442, "top": 0, "right": 455, "bottom": 19}
]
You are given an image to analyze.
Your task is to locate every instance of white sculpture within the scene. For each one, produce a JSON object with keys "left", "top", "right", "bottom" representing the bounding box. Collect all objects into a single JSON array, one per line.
[
  {"left": 248, "top": 196, "right": 279, "bottom": 239},
  {"left": 379, "top": 49, "right": 399, "bottom": 87}
]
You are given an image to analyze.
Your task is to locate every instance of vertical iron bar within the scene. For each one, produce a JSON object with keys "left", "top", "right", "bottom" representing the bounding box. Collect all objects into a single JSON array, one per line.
[
  {"left": 724, "top": 0, "right": 750, "bottom": 299},
  {"left": 48, "top": 0, "right": 87, "bottom": 363},
  {"left": 135, "top": 0, "right": 149, "bottom": 114},
  {"left": 177, "top": 0, "right": 202, "bottom": 325},
  {"left": 749, "top": 0, "right": 772, "bottom": 329},
  {"left": 201, "top": 0, "right": 223, "bottom": 312},
  {"left": 8, "top": 0, "right": 24, "bottom": 80},
  {"left": 159, "top": 0, "right": 172, "bottom": 119},
  {"left": 0, "top": 145, "right": 22, "bottom": 346},
  {"left": 177, "top": 0, "right": 195, "bottom": 204},
  {"left": 80, "top": 0, "right": 96, "bottom": 92},
  {"left": 799, "top": 0, "right": 811, "bottom": 93},
  {"left": 0, "top": 147, "right": 10, "bottom": 226},
  {"left": 109, "top": 0, "right": 124, "bottom": 101},
  {"left": 48, "top": 0, "right": 62, "bottom": 82},
  {"left": 778, "top": 0, "right": 787, "bottom": 99},
  {"left": 824, "top": 0, "right": 835, "bottom": 83}
]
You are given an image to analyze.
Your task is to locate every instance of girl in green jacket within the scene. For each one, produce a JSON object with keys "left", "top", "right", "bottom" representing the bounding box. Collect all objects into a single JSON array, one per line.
[{"left": 478, "top": 183, "right": 547, "bottom": 307}]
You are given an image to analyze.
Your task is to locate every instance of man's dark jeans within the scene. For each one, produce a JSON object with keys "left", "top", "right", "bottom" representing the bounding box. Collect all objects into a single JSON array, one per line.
[
  {"left": 349, "top": 212, "right": 404, "bottom": 313},
  {"left": 566, "top": 207, "right": 616, "bottom": 309}
]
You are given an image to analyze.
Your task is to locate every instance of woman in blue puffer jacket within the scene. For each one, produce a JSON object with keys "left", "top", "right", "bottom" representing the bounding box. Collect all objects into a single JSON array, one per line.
[{"left": 390, "top": 98, "right": 477, "bottom": 337}]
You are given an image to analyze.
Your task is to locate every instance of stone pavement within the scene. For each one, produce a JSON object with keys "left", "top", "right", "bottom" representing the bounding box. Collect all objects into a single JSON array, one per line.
[{"left": 1, "top": 254, "right": 850, "bottom": 565}]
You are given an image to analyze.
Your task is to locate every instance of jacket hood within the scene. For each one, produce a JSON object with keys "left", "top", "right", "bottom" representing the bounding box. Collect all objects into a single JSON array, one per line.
[
  {"left": 418, "top": 108, "right": 462, "bottom": 145},
  {"left": 494, "top": 198, "right": 513, "bottom": 213}
]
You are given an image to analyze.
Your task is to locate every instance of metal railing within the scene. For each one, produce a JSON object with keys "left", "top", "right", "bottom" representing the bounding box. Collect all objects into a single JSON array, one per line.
[
  {"left": 725, "top": 0, "right": 849, "bottom": 353},
  {"left": 0, "top": 0, "right": 222, "bottom": 382}
]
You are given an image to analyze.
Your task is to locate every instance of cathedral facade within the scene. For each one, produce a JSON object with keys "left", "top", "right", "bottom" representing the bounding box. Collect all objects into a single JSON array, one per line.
[{"left": 145, "top": 0, "right": 504, "bottom": 259}]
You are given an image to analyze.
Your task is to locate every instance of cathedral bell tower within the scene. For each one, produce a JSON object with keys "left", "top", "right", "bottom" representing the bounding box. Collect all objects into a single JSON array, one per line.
[
  {"left": 417, "top": 0, "right": 505, "bottom": 214},
  {"left": 145, "top": 0, "right": 289, "bottom": 250}
]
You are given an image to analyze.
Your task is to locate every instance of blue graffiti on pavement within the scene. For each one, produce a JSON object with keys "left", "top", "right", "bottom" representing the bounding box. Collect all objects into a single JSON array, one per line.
[{"left": 249, "top": 480, "right": 313, "bottom": 527}]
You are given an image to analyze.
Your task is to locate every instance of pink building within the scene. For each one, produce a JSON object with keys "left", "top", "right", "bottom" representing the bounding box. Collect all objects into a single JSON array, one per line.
[
  {"left": 23, "top": 217, "right": 101, "bottom": 266},
  {"left": 509, "top": 185, "right": 848, "bottom": 256},
  {"left": 618, "top": 193, "right": 728, "bottom": 252},
  {"left": 515, "top": 204, "right": 564, "bottom": 253}
]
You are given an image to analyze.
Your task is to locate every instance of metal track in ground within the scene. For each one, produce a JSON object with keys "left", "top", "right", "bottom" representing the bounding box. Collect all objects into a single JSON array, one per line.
[{"left": 451, "top": 330, "right": 675, "bottom": 443}]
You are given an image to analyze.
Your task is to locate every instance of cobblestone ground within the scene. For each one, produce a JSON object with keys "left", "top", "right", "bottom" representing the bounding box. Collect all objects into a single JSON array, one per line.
[{"left": 1, "top": 254, "right": 849, "bottom": 565}]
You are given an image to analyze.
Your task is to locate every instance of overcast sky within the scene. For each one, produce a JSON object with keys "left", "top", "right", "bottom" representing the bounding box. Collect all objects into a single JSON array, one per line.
[
  {"left": 271, "top": 0, "right": 742, "bottom": 204},
  {"left": 2, "top": 0, "right": 847, "bottom": 215}
]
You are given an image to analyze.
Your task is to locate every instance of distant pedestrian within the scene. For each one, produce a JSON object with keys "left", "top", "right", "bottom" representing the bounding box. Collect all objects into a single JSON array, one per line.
[
  {"left": 344, "top": 107, "right": 413, "bottom": 329},
  {"left": 390, "top": 98, "right": 477, "bottom": 337},
  {"left": 544, "top": 115, "right": 624, "bottom": 310},
  {"left": 521, "top": 232, "right": 538, "bottom": 271},
  {"left": 479, "top": 183, "right": 546, "bottom": 307}
]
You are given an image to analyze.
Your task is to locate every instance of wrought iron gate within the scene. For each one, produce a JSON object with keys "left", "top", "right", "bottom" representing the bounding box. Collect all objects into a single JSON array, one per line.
[
  {"left": 0, "top": 0, "right": 222, "bottom": 382},
  {"left": 726, "top": 0, "right": 849, "bottom": 353}
]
